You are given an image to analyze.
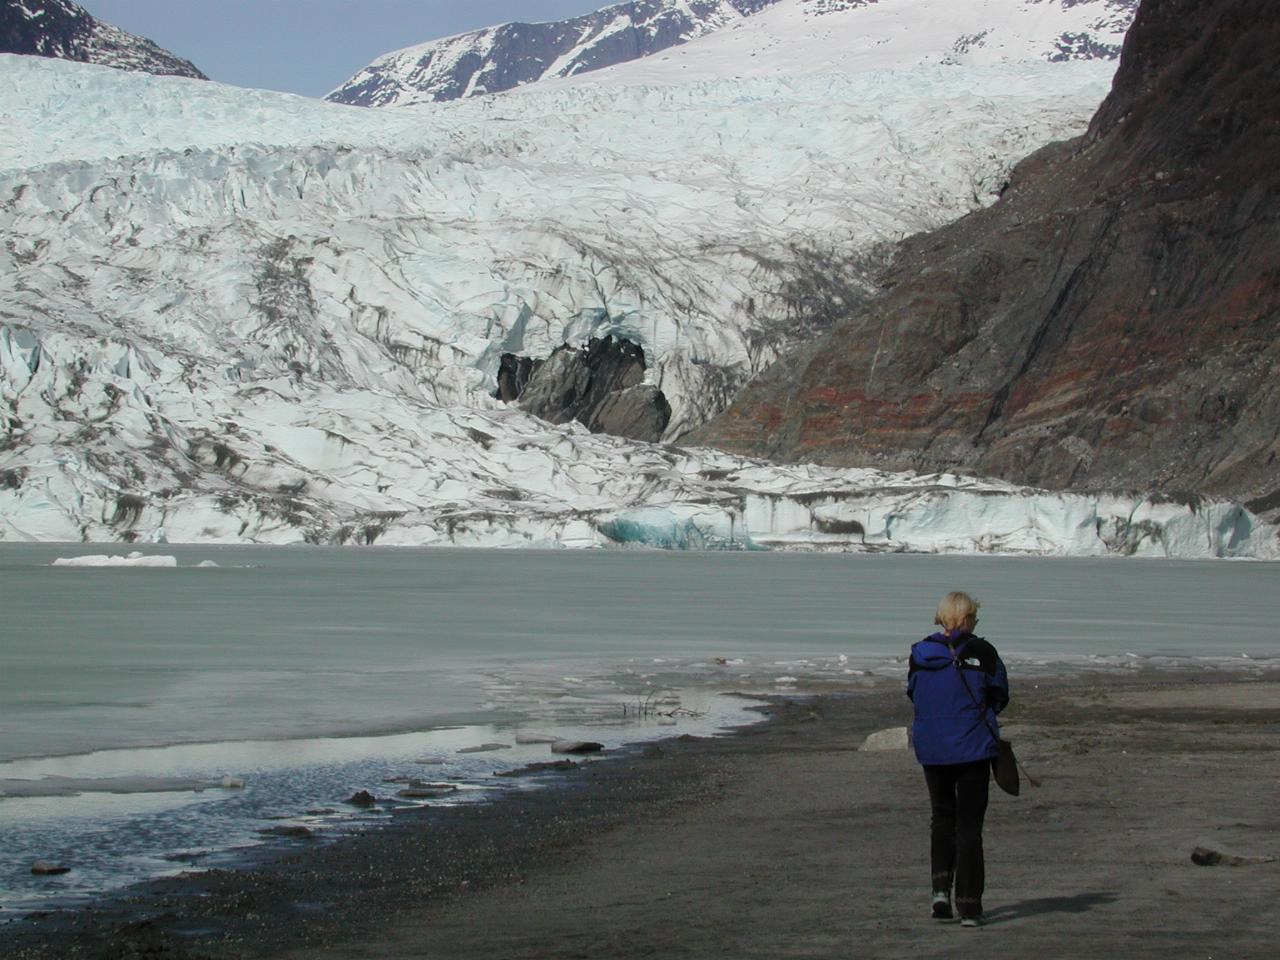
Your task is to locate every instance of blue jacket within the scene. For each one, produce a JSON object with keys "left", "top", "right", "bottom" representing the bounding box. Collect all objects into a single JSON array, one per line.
[{"left": 906, "top": 632, "right": 1009, "bottom": 766}]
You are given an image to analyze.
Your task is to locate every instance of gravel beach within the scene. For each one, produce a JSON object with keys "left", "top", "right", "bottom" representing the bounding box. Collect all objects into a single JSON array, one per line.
[{"left": 4, "top": 672, "right": 1278, "bottom": 960}]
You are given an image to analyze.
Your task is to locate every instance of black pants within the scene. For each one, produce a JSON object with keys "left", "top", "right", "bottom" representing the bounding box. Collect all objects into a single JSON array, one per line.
[{"left": 923, "top": 760, "right": 990, "bottom": 917}]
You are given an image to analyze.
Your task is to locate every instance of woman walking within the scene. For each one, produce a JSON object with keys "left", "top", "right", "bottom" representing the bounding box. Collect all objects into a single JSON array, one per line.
[{"left": 906, "top": 591, "right": 1009, "bottom": 927}]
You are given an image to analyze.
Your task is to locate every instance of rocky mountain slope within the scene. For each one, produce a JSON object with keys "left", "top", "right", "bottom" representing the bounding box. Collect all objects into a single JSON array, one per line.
[
  {"left": 698, "top": 0, "right": 1280, "bottom": 518},
  {"left": 0, "top": 0, "right": 205, "bottom": 78},
  {"left": 329, "top": 0, "right": 1137, "bottom": 107},
  {"left": 327, "top": 0, "right": 778, "bottom": 107}
]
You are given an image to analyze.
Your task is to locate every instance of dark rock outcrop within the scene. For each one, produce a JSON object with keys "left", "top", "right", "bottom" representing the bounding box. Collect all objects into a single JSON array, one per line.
[
  {"left": 1, "top": 0, "right": 207, "bottom": 79},
  {"left": 327, "top": 0, "right": 779, "bottom": 107},
  {"left": 494, "top": 353, "right": 543, "bottom": 403},
  {"left": 508, "top": 336, "right": 672, "bottom": 442},
  {"left": 697, "top": 0, "right": 1280, "bottom": 515}
]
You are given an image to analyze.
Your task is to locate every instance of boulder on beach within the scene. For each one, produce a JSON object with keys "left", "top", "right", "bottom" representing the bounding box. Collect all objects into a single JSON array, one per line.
[
  {"left": 860, "top": 727, "right": 909, "bottom": 752},
  {"left": 31, "top": 860, "right": 70, "bottom": 875},
  {"left": 552, "top": 740, "right": 604, "bottom": 755}
]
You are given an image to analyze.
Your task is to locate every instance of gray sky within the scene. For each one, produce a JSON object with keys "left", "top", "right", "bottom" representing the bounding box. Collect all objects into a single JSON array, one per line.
[{"left": 80, "top": 1, "right": 609, "bottom": 98}]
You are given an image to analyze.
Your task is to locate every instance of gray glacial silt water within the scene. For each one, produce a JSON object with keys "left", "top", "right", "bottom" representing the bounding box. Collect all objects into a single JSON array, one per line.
[
  {"left": 1, "top": 544, "right": 1277, "bottom": 909},
  {"left": 3, "top": 545, "right": 1279, "bottom": 761}
]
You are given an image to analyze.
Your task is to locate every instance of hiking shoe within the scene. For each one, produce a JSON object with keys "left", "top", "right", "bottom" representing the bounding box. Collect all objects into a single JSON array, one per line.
[
  {"left": 931, "top": 892, "right": 953, "bottom": 920},
  {"left": 959, "top": 914, "right": 984, "bottom": 928}
]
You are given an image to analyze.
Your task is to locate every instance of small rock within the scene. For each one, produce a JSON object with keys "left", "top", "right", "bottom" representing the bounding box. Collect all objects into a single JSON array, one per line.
[
  {"left": 344, "top": 790, "right": 377, "bottom": 807},
  {"left": 457, "top": 742, "right": 511, "bottom": 754},
  {"left": 31, "top": 861, "right": 70, "bottom": 876},
  {"left": 1191, "top": 846, "right": 1277, "bottom": 866},
  {"left": 551, "top": 740, "right": 604, "bottom": 755},
  {"left": 860, "top": 727, "right": 910, "bottom": 752},
  {"left": 257, "top": 825, "right": 314, "bottom": 839},
  {"left": 495, "top": 759, "right": 581, "bottom": 777},
  {"left": 396, "top": 783, "right": 458, "bottom": 799}
]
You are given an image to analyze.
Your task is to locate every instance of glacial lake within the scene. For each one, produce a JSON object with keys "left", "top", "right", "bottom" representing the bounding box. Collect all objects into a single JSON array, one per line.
[{"left": 1, "top": 543, "right": 1277, "bottom": 910}]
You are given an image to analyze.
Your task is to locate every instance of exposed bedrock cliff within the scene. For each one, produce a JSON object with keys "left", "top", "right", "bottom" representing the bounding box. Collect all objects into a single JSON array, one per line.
[
  {"left": 506, "top": 336, "right": 672, "bottom": 443},
  {"left": 696, "top": 0, "right": 1280, "bottom": 516}
]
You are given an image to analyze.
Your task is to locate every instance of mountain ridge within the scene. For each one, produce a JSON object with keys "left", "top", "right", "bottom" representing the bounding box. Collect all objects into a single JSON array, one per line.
[
  {"left": 327, "top": 0, "right": 778, "bottom": 107},
  {"left": 328, "top": 0, "right": 1137, "bottom": 107},
  {"left": 0, "top": 0, "right": 206, "bottom": 79}
]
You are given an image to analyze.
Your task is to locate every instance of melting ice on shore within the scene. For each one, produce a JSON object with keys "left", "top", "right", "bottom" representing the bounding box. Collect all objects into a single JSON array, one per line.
[{"left": 0, "top": 774, "right": 244, "bottom": 798}]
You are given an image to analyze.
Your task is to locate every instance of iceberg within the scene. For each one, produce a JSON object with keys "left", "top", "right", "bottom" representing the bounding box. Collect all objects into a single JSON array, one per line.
[{"left": 51, "top": 552, "right": 178, "bottom": 567}]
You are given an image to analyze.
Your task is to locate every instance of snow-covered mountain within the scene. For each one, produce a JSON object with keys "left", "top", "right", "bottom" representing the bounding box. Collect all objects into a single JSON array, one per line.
[
  {"left": 327, "top": 0, "right": 779, "bottom": 107},
  {"left": 0, "top": 0, "right": 206, "bottom": 78},
  {"left": 1, "top": 2, "right": 1270, "bottom": 556},
  {"left": 329, "top": 0, "right": 1137, "bottom": 107}
]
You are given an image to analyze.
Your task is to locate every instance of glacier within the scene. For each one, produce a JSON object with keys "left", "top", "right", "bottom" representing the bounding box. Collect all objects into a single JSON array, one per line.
[
  {"left": 0, "top": 53, "right": 1274, "bottom": 558},
  {"left": 0, "top": 53, "right": 1119, "bottom": 443}
]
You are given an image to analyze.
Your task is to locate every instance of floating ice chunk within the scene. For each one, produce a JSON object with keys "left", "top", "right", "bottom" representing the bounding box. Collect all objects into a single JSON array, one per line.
[
  {"left": 514, "top": 733, "right": 558, "bottom": 745},
  {"left": 197, "top": 560, "right": 220, "bottom": 568},
  {"left": 52, "top": 552, "right": 177, "bottom": 568},
  {"left": 456, "top": 742, "right": 510, "bottom": 753},
  {"left": 0, "top": 774, "right": 245, "bottom": 797},
  {"left": 774, "top": 676, "right": 799, "bottom": 685}
]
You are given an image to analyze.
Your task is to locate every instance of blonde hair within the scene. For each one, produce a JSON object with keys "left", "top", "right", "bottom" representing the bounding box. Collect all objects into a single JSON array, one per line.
[{"left": 934, "top": 591, "right": 981, "bottom": 632}]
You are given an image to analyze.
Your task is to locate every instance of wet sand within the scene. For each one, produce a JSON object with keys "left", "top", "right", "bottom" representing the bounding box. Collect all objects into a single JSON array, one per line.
[{"left": 4, "top": 672, "right": 1278, "bottom": 959}]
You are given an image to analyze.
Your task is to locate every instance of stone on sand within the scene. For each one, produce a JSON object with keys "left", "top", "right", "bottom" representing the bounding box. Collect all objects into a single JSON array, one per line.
[
  {"left": 860, "top": 727, "right": 909, "bottom": 752},
  {"left": 551, "top": 740, "right": 604, "bottom": 755}
]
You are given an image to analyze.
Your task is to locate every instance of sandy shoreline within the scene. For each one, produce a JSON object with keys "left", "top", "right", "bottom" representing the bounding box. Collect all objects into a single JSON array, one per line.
[{"left": 3, "top": 670, "right": 1278, "bottom": 959}]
